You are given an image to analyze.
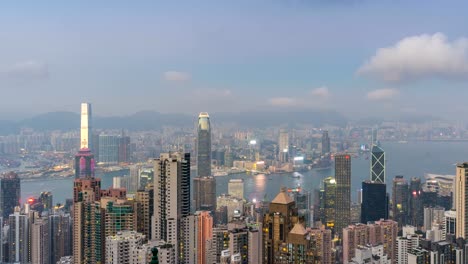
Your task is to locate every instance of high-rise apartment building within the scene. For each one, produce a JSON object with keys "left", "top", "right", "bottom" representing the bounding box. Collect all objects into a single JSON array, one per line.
[
  {"left": 321, "top": 130, "right": 330, "bottom": 155},
  {"left": 193, "top": 176, "right": 216, "bottom": 212},
  {"left": 152, "top": 152, "right": 191, "bottom": 263},
  {"left": 396, "top": 232, "right": 420, "bottom": 264},
  {"left": 80, "top": 102, "right": 92, "bottom": 150},
  {"left": 49, "top": 212, "right": 72, "bottom": 264},
  {"left": 361, "top": 181, "right": 388, "bottom": 223},
  {"left": 456, "top": 162, "right": 468, "bottom": 239},
  {"left": 281, "top": 223, "right": 333, "bottom": 264},
  {"left": 135, "top": 188, "right": 153, "bottom": 241},
  {"left": 393, "top": 175, "right": 409, "bottom": 228},
  {"left": 335, "top": 154, "right": 351, "bottom": 237},
  {"left": 182, "top": 211, "right": 213, "bottom": 264},
  {"left": 73, "top": 176, "right": 103, "bottom": 264},
  {"left": 105, "top": 231, "right": 145, "bottom": 264},
  {"left": 101, "top": 196, "right": 136, "bottom": 238},
  {"left": 248, "top": 226, "right": 263, "bottom": 264},
  {"left": 228, "top": 179, "right": 244, "bottom": 200},
  {"left": 197, "top": 112, "right": 212, "bottom": 177},
  {"left": 1, "top": 171, "right": 21, "bottom": 219},
  {"left": 8, "top": 207, "right": 29, "bottom": 263},
  {"left": 31, "top": 218, "right": 50, "bottom": 264},
  {"left": 370, "top": 145, "right": 385, "bottom": 183},
  {"left": 342, "top": 219, "right": 398, "bottom": 264},
  {"left": 343, "top": 224, "right": 369, "bottom": 263},
  {"left": 320, "top": 177, "right": 337, "bottom": 232},
  {"left": 207, "top": 226, "right": 230, "bottom": 264}
]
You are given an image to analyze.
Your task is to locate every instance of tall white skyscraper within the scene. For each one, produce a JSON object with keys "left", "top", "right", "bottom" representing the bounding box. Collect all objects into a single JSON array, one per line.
[
  {"left": 152, "top": 152, "right": 191, "bottom": 263},
  {"left": 455, "top": 162, "right": 468, "bottom": 239},
  {"left": 80, "top": 103, "right": 92, "bottom": 150},
  {"left": 8, "top": 208, "right": 29, "bottom": 263}
]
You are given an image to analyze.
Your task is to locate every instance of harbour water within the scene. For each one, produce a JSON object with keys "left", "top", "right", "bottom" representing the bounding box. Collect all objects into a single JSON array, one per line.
[{"left": 21, "top": 141, "right": 468, "bottom": 205}]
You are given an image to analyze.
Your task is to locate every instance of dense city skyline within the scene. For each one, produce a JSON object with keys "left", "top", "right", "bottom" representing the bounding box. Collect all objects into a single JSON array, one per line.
[{"left": 2, "top": 1, "right": 468, "bottom": 263}]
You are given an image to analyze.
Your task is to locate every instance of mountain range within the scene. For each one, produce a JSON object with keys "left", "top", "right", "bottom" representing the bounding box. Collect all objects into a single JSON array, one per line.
[{"left": 0, "top": 110, "right": 347, "bottom": 135}]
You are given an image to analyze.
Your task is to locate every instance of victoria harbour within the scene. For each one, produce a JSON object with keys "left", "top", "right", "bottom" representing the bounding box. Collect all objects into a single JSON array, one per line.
[{"left": 22, "top": 141, "right": 466, "bottom": 205}]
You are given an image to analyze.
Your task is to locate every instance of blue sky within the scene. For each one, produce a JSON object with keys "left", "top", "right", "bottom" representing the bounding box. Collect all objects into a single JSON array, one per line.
[{"left": 0, "top": 0, "right": 467, "bottom": 119}]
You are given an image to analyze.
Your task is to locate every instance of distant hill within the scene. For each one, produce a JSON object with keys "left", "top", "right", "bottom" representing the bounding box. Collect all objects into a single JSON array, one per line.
[{"left": 0, "top": 109, "right": 347, "bottom": 134}]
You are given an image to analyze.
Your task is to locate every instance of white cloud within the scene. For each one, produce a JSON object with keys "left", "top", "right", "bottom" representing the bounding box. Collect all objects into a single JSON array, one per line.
[
  {"left": 367, "top": 88, "right": 399, "bottom": 101},
  {"left": 0, "top": 60, "right": 49, "bottom": 79},
  {"left": 357, "top": 33, "right": 468, "bottom": 82},
  {"left": 163, "top": 71, "right": 191, "bottom": 82},
  {"left": 310, "top": 86, "right": 330, "bottom": 98},
  {"left": 268, "top": 97, "right": 296, "bottom": 106}
]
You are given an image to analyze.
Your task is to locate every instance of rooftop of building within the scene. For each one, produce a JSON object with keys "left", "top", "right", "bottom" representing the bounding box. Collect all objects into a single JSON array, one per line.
[
  {"left": 290, "top": 223, "right": 307, "bottom": 235},
  {"left": 271, "top": 187, "right": 294, "bottom": 204}
]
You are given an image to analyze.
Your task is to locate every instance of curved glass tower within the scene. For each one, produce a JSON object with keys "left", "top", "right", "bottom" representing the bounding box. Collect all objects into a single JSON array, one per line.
[{"left": 197, "top": 112, "right": 211, "bottom": 177}]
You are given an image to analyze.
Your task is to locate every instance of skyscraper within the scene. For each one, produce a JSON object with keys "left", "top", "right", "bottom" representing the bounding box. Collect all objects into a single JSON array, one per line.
[
  {"left": 197, "top": 112, "right": 212, "bottom": 177},
  {"left": 321, "top": 130, "right": 330, "bottom": 155},
  {"left": 73, "top": 176, "right": 103, "bottom": 264},
  {"left": 263, "top": 187, "right": 299, "bottom": 263},
  {"left": 31, "top": 218, "right": 50, "bottom": 264},
  {"left": 370, "top": 145, "right": 385, "bottom": 183},
  {"left": 182, "top": 211, "right": 213, "bottom": 264},
  {"left": 8, "top": 207, "right": 29, "bottom": 263},
  {"left": 334, "top": 154, "right": 351, "bottom": 237},
  {"left": 361, "top": 181, "right": 388, "bottom": 224},
  {"left": 392, "top": 175, "right": 409, "bottom": 228},
  {"left": 74, "top": 148, "right": 96, "bottom": 179},
  {"left": 128, "top": 164, "right": 141, "bottom": 193},
  {"left": 80, "top": 102, "right": 92, "bottom": 150},
  {"left": 193, "top": 176, "right": 216, "bottom": 212},
  {"left": 456, "top": 162, "right": 468, "bottom": 239},
  {"left": 135, "top": 188, "right": 153, "bottom": 241},
  {"left": 321, "top": 177, "right": 337, "bottom": 232},
  {"left": 98, "top": 135, "right": 120, "bottom": 164},
  {"left": 1, "top": 171, "right": 21, "bottom": 219},
  {"left": 228, "top": 179, "right": 244, "bottom": 200},
  {"left": 101, "top": 196, "right": 136, "bottom": 238},
  {"left": 49, "top": 212, "right": 72, "bottom": 264},
  {"left": 409, "top": 177, "right": 423, "bottom": 228},
  {"left": 152, "top": 152, "right": 191, "bottom": 262},
  {"left": 278, "top": 129, "right": 289, "bottom": 162}
]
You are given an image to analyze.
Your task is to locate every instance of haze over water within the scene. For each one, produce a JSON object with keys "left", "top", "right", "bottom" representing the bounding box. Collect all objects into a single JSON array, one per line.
[{"left": 21, "top": 141, "right": 467, "bottom": 205}]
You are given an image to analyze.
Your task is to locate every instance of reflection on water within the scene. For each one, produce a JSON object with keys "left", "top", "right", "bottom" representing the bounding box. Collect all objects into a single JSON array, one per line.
[{"left": 21, "top": 141, "right": 468, "bottom": 205}]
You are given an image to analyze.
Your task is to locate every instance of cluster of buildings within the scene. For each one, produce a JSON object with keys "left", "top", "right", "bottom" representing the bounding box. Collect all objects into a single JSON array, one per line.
[
  {"left": 0, "top": 171, "right": 72, "bottom": 263},
  {"left": 6, "top": 102, "right": 468, "bottom": 263}
]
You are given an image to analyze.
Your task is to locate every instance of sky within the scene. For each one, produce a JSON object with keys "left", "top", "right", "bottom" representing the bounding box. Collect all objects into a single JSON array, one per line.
[{"left": 0, "top": 0, "right": 467, "bottom": 120}]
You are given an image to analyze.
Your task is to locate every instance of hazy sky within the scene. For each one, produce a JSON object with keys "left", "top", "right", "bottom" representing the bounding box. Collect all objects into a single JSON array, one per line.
[{"left": 0, "top": 0, "right": 467, "bottom": 119}]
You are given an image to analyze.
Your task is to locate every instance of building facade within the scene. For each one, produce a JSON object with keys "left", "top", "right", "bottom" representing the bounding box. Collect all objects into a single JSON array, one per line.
[
  {"left": 152, "top": 152, "right": 191, "bottom": 263},
  {"left": 335, "top": 154, "right": 351, "bottom": 237},
  {"left": 197, "top": 112, "right": 212, "bottom": 177},
  {"left": 1, "top": 171, "right": 21, "bottom": 219},
  {"left": 193, "top": 176, "right": 216, "bottom": 212}
]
